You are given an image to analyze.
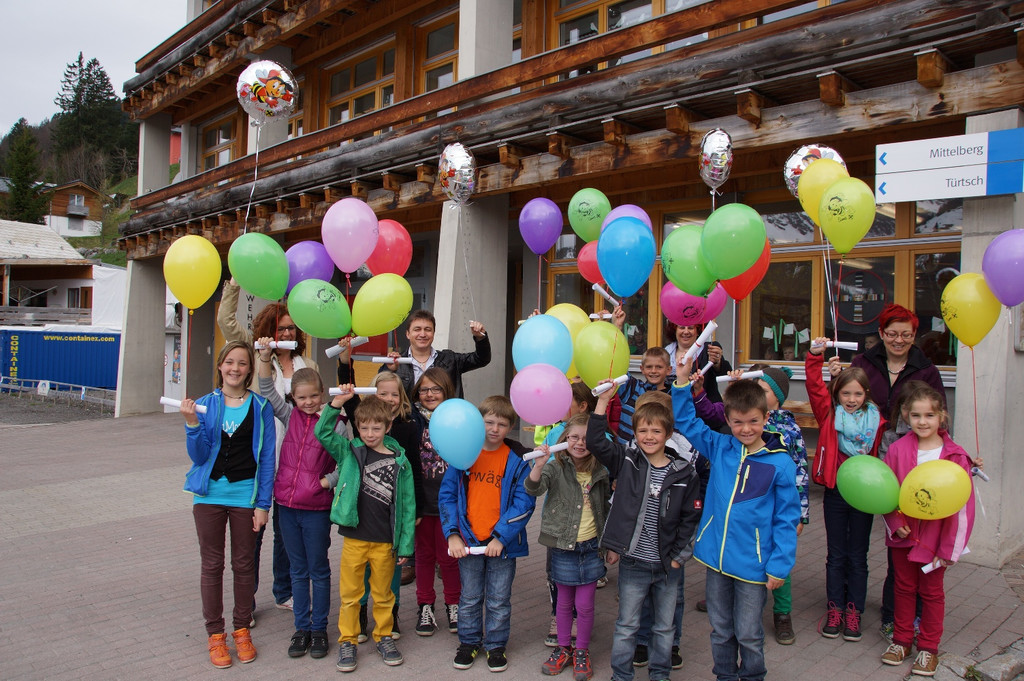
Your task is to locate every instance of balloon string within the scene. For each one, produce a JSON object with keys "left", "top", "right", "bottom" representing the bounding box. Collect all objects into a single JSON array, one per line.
[
  {"left": 457, "top": 204, "right": 479, "bottom": 321},
  {"left": 971, "top": 348, "right": 981, "bottom": 463},
  {"left": 834, "top": 258, "right": 844, "bottom": 354},
  {"left": 243, "top": 124, "right": 262, "bottom": 234},
  {"left": 186, "top": 308, "right": 193, "bottom": 400},
  {"left": 537, "top": 254, "right": 542, "bottom": 313}
]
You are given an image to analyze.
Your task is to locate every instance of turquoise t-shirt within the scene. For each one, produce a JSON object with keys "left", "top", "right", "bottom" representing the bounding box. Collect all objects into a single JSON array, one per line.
[{"left": 194, "top": 394, "right": 256, "bottom": 508}]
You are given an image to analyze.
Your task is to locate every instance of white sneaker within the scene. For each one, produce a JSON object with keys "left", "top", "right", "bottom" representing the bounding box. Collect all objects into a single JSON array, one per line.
[{"left": 276, "top": 597, "right": 294, "bottom": 611}]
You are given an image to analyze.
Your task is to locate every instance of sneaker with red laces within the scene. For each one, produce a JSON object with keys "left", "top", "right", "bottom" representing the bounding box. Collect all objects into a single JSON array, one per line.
[
  {"left": 573, "top": 648, "right": 593, "bottom": 681},
  {"left": 208, "top": 633, "right": 232, "bottom": 668},
  {"left": 542, "top": 646, "right": 573, "bottom": 675},
  {"left": 842, "top": 604, "right": 862, "bottom": 641},
  {"left": 232, "top": 627, "right": 257, "bottom": 664},
  {"left": 821, "top": 602, "right": 843, "bottom": 639}
]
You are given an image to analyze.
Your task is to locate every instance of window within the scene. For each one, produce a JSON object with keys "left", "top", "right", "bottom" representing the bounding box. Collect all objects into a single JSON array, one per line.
[
  {"left": 67, "top": 288, "right": 80, "bottom": 308},
  {"left": 554, "top": 0, "right": 653, "bottom": 78},
  {"left": 287, "top": 79, "right": 304, "bottom": 139},
  {"left": 67, "top": 216, "right": 84, "bottom": 231},
  {"left": 200, "top": 115, "right": 235, "bottom": 172},
  {"left": 70, "top": 194, "right": 84, "bottom": 206},
  {"left": 419, "top": 16, "right": 458, "bottom": 114},
  {"left": 822, "top": 256, "right": 895, "bottom": 360},
  {"left": 327, "top": 45, "right": 396, "bottom": 127},
  {"left": 748, "top": 259, "right": 814, "bottom": 362}
]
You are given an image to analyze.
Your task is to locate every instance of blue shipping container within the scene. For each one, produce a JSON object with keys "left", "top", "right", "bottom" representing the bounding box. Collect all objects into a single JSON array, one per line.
[{"left": 1, "top": 329, "right": 121, "bottom": 389}]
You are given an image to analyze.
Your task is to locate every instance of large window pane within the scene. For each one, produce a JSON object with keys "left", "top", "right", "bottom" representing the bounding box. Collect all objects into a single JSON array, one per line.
[
  {"left": 915, "top": 251, "right": 960, "bottom": 366},
  {"left": 663, "top": 211, "right": 708, "bottom": 242},
  {"left": 553, "top": 271, "right": 591, "bottom": 309},
  {"left": 353, "top": 57, "right": 377, "bottom": 88},
  {"left": 760, "top": 202, "right": 816, "bottom": 245},
  {"left": 748, "top": 260, "right": 813, "bottom": 361},
  {"left": 426, "top": 63, "right": 455, "bottom": 91},
  {"left": 620, "top": 281, "right": 648, "bottom": 354},
  {"left": 916, "top": 198, "right": 963, "bottom": 233},
  {"left": 330, "top": 68, "right": 351, "bottom": 97},
  {"left": 427, "top": 23, "right": 456, "bottom": 58},
  {"left": 823, "top": 256, "right": 895, "bottom": 361},
  {"left": 554, "top": 232, "right": 580, "bottom": 260},
  {"left": 560, "top": 11, "right": 599, "bottom": 44},
  {"left": 353, "top": 92, "right": 376, "bottom": 116}
]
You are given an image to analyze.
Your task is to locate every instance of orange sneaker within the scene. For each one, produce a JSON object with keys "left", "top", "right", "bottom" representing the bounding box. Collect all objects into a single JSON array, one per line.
[
  {"left": 232, "top": 627, "right": 257, "bottom": 664},
  {"left": 208, "top": 633, "right": 232, "bottom": 668}
]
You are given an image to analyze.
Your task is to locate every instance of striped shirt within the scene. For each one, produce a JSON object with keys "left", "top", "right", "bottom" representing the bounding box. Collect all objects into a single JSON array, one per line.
[{"left": 629, "top": 462, "right": 668, "bottom": 563}]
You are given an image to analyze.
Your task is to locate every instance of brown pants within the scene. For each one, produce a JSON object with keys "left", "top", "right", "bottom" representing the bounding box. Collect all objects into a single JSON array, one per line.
[{"left": 193, "top": 504, "right": 257, "bottom": 635}]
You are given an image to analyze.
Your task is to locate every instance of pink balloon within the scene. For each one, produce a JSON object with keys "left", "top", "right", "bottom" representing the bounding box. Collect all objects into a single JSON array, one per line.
[
  {"left": 660, "top": 281, "right": 728, "bottom": 326},
  {"left": 322, "top": 198, "right": 379, "bottom": 273},
  {"left": 601, "top": 204, "right": 652, "bottom": 232},
  {"left": 510, "top": 363, "right": 573, "bottom": 426}
]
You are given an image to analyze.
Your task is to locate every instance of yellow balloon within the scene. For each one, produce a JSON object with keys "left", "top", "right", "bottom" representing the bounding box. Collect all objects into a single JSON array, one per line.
[
  {"left": 818, "top": 177, "right": 876, "bottom": 254},
  {"left": 573, "top": 321, "right": 630, "bottom": 389},
  {"left": 898, "top": 459, "right": 971, "bottom": 520},
  {"left": 940, "top": 273, "right": 1001, "bottom": 348},
  {"left": 546, "top": 303, "right": 591, "bottom": 379},
  {"left": 797, "top": 158, "right": 849, "bottom": 226},
  {"left": 163, "top": 235, "right": 222, "bottom": 309}
]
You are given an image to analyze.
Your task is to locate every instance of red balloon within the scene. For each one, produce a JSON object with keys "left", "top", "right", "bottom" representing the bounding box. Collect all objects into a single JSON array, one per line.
[
  {"left": 365, "top": 219, "right": 413, "bottom": 276},
  {"left": 720, "top": 241, "right": 771, "bottom": 301},
  {"left": 577, "top": 241, "right": 604, "bottom": 285}
]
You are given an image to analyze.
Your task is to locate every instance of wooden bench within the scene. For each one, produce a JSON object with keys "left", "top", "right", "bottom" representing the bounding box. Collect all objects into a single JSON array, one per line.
[{"left": 783, "top": 400, "right": 819, "bottom": 430}]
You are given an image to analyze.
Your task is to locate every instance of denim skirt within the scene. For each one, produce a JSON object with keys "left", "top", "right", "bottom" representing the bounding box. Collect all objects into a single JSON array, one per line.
[{"left": 549, "top": 538, "right": 605, "bottom": 586}]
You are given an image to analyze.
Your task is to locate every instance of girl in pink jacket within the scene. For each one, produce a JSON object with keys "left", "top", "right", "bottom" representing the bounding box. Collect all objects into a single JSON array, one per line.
[{"left": 879, "top": 384, "right": 975, "bottom": 677}]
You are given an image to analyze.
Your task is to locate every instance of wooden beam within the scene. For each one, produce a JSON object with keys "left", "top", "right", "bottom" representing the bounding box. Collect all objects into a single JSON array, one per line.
[
  {"left": 164, "top": 72, "right": 178, "bottom": 86},
  {"left": 916, "top": 48, "right": 952, "bottom": 87},
  {"left": 242, "top": 21, "right": 260, "bottom": 38},
  {"left": 382, "top": 172, "right": 411, "bottom": 192},
  {"left": 416, "top": 164, "right": 436, "bottom": 185},
  {"left": 498, "top": 142, "right": 530, "bottom": 169},
  {"left": 736, "top": 89, "right": 774, "bottom": 126},
  {"left": 350, "top": 181, "right": 373, "bottom": 199},
  {"left": 817, "top": 70, "right": 856, "bottom": 107},
  {"left": 602, "top": 118, "right": 642, "bottom": 147},
  {"left": 324, "top": 187, "right": 346, "bottom": 203},
  {"left": 547, "top": 132, "right": 580, "bottom": 159},
  {"left": 665, "top": 104, "right": 700, "bottom": 134},
  {"left": 1016, "top": 25, "right": 1024, "bottom": 66},
  {"left": 224, "top": 32, "right": 242, "bottom": 48},
  {"left": 262, "top": 9, "right": 281, "bottom": 26},
  {"left": 207, "top": 43, "right": 222, "bottom": 60},
  {"left": 192, "top": 53, "right": 207, "bottom": 69}
]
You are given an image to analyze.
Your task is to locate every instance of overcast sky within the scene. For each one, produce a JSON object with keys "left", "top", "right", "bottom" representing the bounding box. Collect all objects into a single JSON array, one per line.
[{"left": 1, "top": 0, "right": 187, "bottom": 136}]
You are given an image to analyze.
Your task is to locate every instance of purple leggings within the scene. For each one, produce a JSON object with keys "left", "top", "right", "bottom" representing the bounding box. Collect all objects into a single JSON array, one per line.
[{"left": 556, "top": 582, "right": 597, "bottom": 649}]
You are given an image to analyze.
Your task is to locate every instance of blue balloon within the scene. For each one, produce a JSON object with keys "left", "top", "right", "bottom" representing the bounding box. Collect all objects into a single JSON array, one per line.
[
  {"left": 596, "top": 216, "right": 656, "bottom": 298},
  {"left": 512, "top": 314, "right": 573, "bottom": 373},
  {"left": 428, "top": 399, "right": 485, "bottom": 470}
]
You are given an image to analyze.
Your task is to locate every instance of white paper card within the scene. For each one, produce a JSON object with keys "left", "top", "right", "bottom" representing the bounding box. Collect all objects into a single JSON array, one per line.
[{"left": 763, "top": 327, "right": 775, "bottom": 340}]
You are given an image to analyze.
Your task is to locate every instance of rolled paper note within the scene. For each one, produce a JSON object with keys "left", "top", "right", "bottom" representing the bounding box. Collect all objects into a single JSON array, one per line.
[
  {"left": 517, "top": 319, "right": 527, "bottom": 326},
  {"left": 589, "top": 313, "right": 613, "bottom": 319},
  {"left": 524, "top": 442, "right": 570, "bottom": 461},
  {"left": 716, "top": 370, "right": 764, "bottom": 385},
  {"left": 698, "top": 361, "right": 714, "bottom": 377},
  {"left": 972, "top": 466, "right": 990, "bottom": 482},
  {"left": 591, "top": 283, "right": 620, "bottom": 307},
  {"left": 810, "top": 340, "right": 859, "bottom": 351},
  {"left": 254, "top": 340, "right": 297, "bottom": 350},
  {"left": 370, "top": 356, "right": 415, "bottom": 364},
  {"left": 325, "top": 336, "right": 370, "bottom": 358},
  {"left": 922, "top": 547, "right": 970, "bottom": 573},
  {"left": 448, "top": 545, "right": 489, "bottom": 557},
  {"left": 329, "top": 387, "right": 378, "bottom": 396},
  {"left": 591, "top": 374, "right": 630, "bottom": 396},
  {"left": 160, "top": 396, "right": 207, "bottom": 414},
  {"left": 681, "top": 320, "right": 719, "bottom": 365}
]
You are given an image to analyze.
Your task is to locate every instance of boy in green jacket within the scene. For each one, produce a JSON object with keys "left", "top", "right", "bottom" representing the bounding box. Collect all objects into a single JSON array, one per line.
[{"left": 316, "top": 391, "right": 415, "bottom": 674}]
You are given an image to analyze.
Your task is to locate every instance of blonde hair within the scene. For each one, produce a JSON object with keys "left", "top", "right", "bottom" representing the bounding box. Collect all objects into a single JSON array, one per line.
[
  {"left": 555, "top": 413, "right": 596, "bottom": 474},
  {"left": 215, "top": 341, "right": 254, "bottom": 390},
  {"left": 372, "top": 371, "right": 412, "bottom": 419}
]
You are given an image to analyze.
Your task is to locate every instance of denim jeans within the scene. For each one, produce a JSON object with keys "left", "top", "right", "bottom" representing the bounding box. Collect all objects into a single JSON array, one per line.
[
  {"left": 611, "top": 556, "right": 679, "bottom": 681},
  {"left": 705, "top": 567, "right": 767, "bottom": 681},
  {"left": 822, "top": 486, "right": 873, "bottom": 612},
  {"left": 635, "top": 565, "right": 685, "bottom": 648},
  {"left": 277, "top": 506, "right": 332, "bottom": 632},
  {"left": 457, "top": 554, "right": 517, "bottom": 650},
  {"left": 254, "top": 500, "right": 292, "bottom": 605}
]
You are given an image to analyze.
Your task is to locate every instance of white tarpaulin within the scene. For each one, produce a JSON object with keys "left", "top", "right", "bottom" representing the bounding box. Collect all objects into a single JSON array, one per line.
[{"left": 91, "top": 265, "right": 126, "bottom": 330}]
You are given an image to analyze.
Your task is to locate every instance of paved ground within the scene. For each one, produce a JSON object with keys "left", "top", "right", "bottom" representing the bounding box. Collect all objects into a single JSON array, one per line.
[{"left": 1, "top": 413, "right": 1022, "bottom": 681}]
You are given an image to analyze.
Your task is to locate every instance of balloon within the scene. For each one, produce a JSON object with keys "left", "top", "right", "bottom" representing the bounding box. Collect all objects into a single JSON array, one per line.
[
  {"left": 163, "top": 235, "right": 221, "bottom": 309},
  {"left": 661, "top": 282, "right": 728, "bottom": 327},
  {"left": 365, "top": 219, "right": 413, "bottom": 276},
  {"left": 597, "top": 216, "right": 656, "bottom": 298},
  {"left": 510, "top": 363, "right": 573, "bottom": 426},
  {"left": 351, "top": 273, "right": 414, "bottom": 338},
  {"left": 322, "top": 198, "right": 379, "bottom": 273},
  {"left": 699, "top": 128, "right": 733, "bottom": 191},
  {"left": 720, "top": 241, "right": 771, "bottom": 301},
  {"left": 287, "top": 279, "right": 352, "bottom": 339},
  {"left": 227, "top": 233, "right": 289, "bottom": 301},
  {"left": 700, "top": 203, "right": 767, "bottom": 281},
  {"left": 568, "top": 188, "right": 611, "bottom": 242},
  {"left": 601, "top": 204, "right": 652, "bottom": 232},
  {"left": 940, "top": 273, "right": 1001, "bottom": 348},
  {"left": 818, "top": 177, "right": 876, "bottom": 255},
  {"left": 784, "top": 144, "right": 847, "bottom": 199},
  {"left": 519, "top": 198, "right": 563, "bottom": 255},
  {"left": 661, "top": 224, "right": 717, "bottom": 296},
  {"left": 899, "top": 459, "right": 972, "bottom": 520},
  {"left": 797, "top": 158, "right": 849, "bottom": 226},
  {"left": 577, "top": 241, "right": 604, "bottom": 285},
  {"left": 835, "top": 456, "right": 900, "bottom": 515},
  {"left": 439, "top": 142, "right": 476, "bottom": 205},
  {"left": 546, "top": 303, "right": 591, "bottom": 379},
  {"left": 573, "top": 321, "right": 630, "bottom": 389},
  {"left": 286, "top": 241, "right": 335, "bottom": 294},
  {"left": 982, "top": 229, "right": 1024, "bottom": 306},
  {"left": 236, "top": 60, "right": 297, "bottom": 126},
  {"left": 429, "top": 398, "right": 486, "bottom": 470},
  {"left": 512, "top": 314, "right": 573, "bottom": 373}
]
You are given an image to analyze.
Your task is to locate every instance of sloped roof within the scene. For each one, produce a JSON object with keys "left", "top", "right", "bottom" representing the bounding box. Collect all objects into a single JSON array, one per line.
[{"left": 0, "top": 219, "right": 92, "bottom": 264}]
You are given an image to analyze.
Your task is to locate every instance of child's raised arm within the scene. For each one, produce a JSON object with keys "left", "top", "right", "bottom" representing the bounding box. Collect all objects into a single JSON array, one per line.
[
  {"left": 315, "top": 401, "right": 353, "bottom": 464},
  {"left": 671, "top": 381, "right": 727, "bottom": 462}
]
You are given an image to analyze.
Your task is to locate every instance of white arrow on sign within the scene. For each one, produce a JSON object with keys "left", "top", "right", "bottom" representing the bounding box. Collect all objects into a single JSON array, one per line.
[
  {"left": 876, "top": 132, "right": 988, "bottom": 174},
  {"left": 874, "top": 164, "right": 988, "bottom": 203}
]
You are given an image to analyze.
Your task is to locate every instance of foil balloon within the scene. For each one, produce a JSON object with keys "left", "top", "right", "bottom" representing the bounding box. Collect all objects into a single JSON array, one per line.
[
  {"left": 699, "top": 129, "right": 733, "bottom": 191},
  {"left": 784, "top": 144, "right": 847, "bottom": 198},
  {"left": 439, "top": 142, "right": 477, "bottom": 205},
  {"left": 236, "top": 60, "right": 297, "bottom": 125}
]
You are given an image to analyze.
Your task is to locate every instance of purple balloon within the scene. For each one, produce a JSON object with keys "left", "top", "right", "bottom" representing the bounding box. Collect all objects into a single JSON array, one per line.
[
  {"left": 286, "top": 241, "right": 335, "bottom": 294},
  {"left": 601, "top": 204, "right": 652, "bottom": 232},
  {"left": 519, "top": 198, "right": 564, "bottom": 255},
  {"left": 660, "top": 281, "right": 728, "bottom": 326},
  {"left": 510, "top": 363, "right": 573, "bottom": 426},
  {"left": 982, "top": 229, "right": 1024, "bottom": 307}
]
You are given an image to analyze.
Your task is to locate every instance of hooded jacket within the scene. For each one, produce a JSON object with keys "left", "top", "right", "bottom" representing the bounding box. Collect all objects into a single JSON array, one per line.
[{"left": 524, "top": 454, "right": 611, "bottom": 551}]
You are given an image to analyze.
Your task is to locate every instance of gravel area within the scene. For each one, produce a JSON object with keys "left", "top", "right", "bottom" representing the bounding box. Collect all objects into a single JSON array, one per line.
[{"left": 0, "top": 392, "right": 114, "bottom": 425}]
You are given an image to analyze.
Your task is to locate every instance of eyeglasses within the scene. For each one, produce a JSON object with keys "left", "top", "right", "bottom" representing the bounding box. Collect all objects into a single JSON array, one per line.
[
  {"left": 882, "top": 331, "right": 915, "bottom": 341},
  {"left": 418, "top": 386, "right": 443, "bottom": 395},
  {"left": 565, "top": 434, "right": 584, "bottom": 443},
  {"left": 277, "top": 325, "right": 297, "bottom": 333}
]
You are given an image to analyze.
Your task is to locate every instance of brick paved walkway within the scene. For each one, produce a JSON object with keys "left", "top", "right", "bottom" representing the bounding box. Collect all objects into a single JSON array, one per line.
[{"left": 1, "top": 414, "right": 1021, "bottom": 680}]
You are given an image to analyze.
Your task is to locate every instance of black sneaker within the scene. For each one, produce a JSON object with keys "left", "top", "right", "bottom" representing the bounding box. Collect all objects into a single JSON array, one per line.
[
  {"left": 336, "top": 641, "right": 358, "bottom": 673},
  {"left": 358, "top": 603, "right": 369, "bottom": 643},
  {"left": 632, "top": 644, "right": 649, "bottom": 668},
  {"left": 288, "top": 630, "right": 311, "bottom": 658},
  {"left": 446, "top": 603, "right": 459, "bottom": 633},
  {"left": 391, "top": 605, "right": 401, "bottom": 640},
  {"left": 417, "top": 603, "right": 437, "bottom": 636},
  {"left": 821, "top": 603, "right": 843, "bottom": 639},
  {"left": 310, "top": 630, "right": 329, "bottom": 659},
  {"left": 454, "top": 643, "right": 480, "bottom": 669},
  {"left": 671, "top": 645, "right": 682, "bottom": 669},
  {"left": 377, "top": 636, "right": 404, "bottom": 666},
  {"left": 487, "top": 647, "right": 508, "bottom": 673}
]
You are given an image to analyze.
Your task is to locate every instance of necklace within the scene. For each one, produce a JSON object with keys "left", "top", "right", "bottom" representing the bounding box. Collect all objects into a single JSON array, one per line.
[
  {"left": 887, "top": 363, "right": 905, "bottom": 376},
  {"left": 223, "top": 391, "right": 247, "bottom": 400}
]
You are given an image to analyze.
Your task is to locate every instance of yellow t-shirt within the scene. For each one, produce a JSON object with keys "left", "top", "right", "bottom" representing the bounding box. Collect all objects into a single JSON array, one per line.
[
  {"left": 467, "top": 445, "right": 507, "bottom": 542},
  {"left": 576, "top": 470, "right": 597, "bottom": 542}
]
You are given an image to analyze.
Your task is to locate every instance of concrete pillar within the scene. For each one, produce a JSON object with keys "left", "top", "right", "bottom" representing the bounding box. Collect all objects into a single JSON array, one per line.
[
  {"left": 178, "top": 124, "right": 199, "bottom": 181},
  {"left": 957, "top": 108, "right": 1024, "bottom": 568},
  {"left": 115, "top": 260, "right": 167, "bottom": 416},
  {"left": 186, "top": 0, "right": 205, "bottom": 22},
  {"left": 184, "top": 303, "right": 216, "bottom": 396},
  {"left": 434, "top": 196, "right": 510, "bottom": 403},
  {"left": 138, "top": 114, "right": 172, "bottom": 195},
  {"left": 247, "top": 46, "right": 293, "bottom": 153},
  {"left": 458, "top": 0, "right": 514, "bottom": 78}
]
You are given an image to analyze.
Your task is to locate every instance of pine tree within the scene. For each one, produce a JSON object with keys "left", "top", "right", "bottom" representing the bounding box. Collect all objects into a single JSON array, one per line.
[{"left": 1, "top": 120, "right": 49, "bottom": 224}]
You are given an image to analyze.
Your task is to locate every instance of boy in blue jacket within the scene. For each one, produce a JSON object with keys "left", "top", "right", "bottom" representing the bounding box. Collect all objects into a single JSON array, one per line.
[
  {"left": 439, "top": 396, "right": 536, "bottom": 673},
  {"left": 672, "top": 361, "right": 799, "bottom": 681}
]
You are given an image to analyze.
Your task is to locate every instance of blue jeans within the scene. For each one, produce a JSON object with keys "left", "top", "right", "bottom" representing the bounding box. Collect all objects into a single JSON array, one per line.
[
  {"left": 705, "top": 568, "right": 767, "bottom": 681},
  {"left": 636, "top": 566, "right": 685, "bottom": 648},
  {"left": 611, "top": 556, "right": 679, "bottom": 681},
  {"left": 822, "top": 486, "right": 873, "bottom": 612},
  {"left": 457, "top": 554, "right": 517, "bottom": 650},
  {"left": 254, "top": 501, "right": 292, "bottom": 605},
  {"left": 277, "top": 506, "right": 332, "bottom": 632}
]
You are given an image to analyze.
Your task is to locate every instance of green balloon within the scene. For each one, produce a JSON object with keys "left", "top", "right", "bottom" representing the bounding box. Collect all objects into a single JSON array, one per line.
[
  {"left": 352, "top": 273, "right": 414, "bottom": 337},
  {"left": 568, "top": 188, "right": 611, "bottom": 242},
  {"left": 228, "top": 232, "right": 289, "bottom": 300},
  {"left": 661, "top": 224, "right": 717, "bottom": 296},
  {"left": 836, "top": 455, "right": 900, "bottom": 515},
  {"left": 700, "top": 203, "right": 767, "bottom": 281},
  {"left": 287, "top": 279, "right": 352, "bottom": 339},
  {"left": 573, "top": 321, "right": 630, "bottom": 389}
]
